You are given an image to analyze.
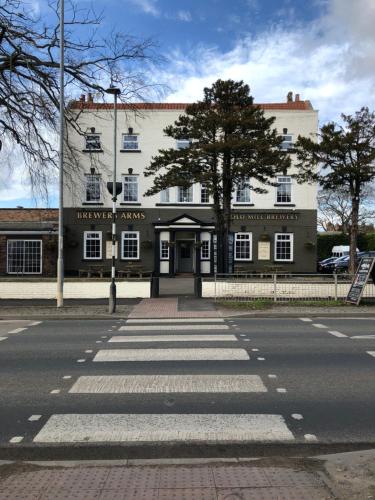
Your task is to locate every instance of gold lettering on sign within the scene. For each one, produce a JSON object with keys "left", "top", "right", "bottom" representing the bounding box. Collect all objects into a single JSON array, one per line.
[
  {"left": 76, "top": 210, "right": 145, "bottom": 221},
  {"left": 232, "top": 213, "right": 299, "bottom": 221}
]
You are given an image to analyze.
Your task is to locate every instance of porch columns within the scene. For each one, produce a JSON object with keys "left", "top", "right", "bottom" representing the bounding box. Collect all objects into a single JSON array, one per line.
[
  {"left": 154, "top": 230, "right": 160, "bottom": 276},
  {"left": 169, "top": 230, "right": 175, "bottom": 276},
  {"left": 195, "top": 230, "right": 201, "bottom": 276}
]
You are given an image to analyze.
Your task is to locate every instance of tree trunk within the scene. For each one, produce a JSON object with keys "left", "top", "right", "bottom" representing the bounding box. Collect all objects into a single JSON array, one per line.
[
  {"left": 349, "top": 197, "right": 359, "bottom": 274},
  {"left": 222, "top": 152, "right": 232, "bottom": 274}
]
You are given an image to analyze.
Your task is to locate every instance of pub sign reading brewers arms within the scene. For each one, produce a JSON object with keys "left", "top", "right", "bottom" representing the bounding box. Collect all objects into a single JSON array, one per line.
[{"left": 76, "top": 211, "right": 146, "bottom": 221}]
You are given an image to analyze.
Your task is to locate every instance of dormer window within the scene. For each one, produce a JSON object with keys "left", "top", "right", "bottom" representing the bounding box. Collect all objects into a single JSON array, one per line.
[
  {"left": 84, "top": 134, "right": 101, "bottom": 151},
  {"left": 122, "top": 134, "right": 139, "bottom": 151}
]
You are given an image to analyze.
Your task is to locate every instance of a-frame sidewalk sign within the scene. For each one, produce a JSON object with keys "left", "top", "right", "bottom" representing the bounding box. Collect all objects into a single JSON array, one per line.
[{"left": 346, "top": 257, "right": 375, "bottom": 305}]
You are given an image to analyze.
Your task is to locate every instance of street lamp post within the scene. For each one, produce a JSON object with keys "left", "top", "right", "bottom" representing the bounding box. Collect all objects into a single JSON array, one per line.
[
  {"left": 105, "top": 86, "right": 121, "bottom": 314},
  {"left": 57, "top": 0, "right": 64, "bottom": 308}
]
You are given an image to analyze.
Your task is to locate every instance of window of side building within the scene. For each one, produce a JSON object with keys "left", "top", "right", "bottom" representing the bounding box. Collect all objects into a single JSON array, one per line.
[
  {"left": 235, "top": 178, "right": 251, "bottom": 204},
  {"left": 84, "top": 231, "right": 102, "bottom": 260},
  {"left": 274, "top": 233, "right": 293, "bottom": 262},
  {"left": 122, "top": 231, "right": 140, "bottom": 260},
  {"left": 200, "top": 183, "right": 210, "bottom": 204},
  {"left": 234, "top": 233, "right": 252, "bottom": 261},
  {"left": 123, "top": 175, "right": 139, "bottom": 203},
  {"left": 276, "top": 176, "right": 292, "bottom": 204},
  {"left": 7, "top": 240, "right": 42, "bottom": 274},
  {"left": 176, "top": 139, "right": 191, "bottom": 150},
  {"left": 85, "top": 174, "right": 101, "bottom": 203},
  {"left": 280, "top": 134, "right": 294, "bottom": 150}
]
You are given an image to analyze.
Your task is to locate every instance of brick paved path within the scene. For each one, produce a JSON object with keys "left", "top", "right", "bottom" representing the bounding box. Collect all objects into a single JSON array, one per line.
[
  {"left": 129, "top": 298, "right": 222, "bottom": 318},
  {"left": 0, "top": 462, "right": 334, "bottom": 499}
]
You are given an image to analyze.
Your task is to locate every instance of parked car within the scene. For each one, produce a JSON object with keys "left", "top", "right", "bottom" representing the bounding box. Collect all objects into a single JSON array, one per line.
[
  {"left": 334, "top": 251, "right": 375, "bottom": 273},
  {"left": 319, "top": 255, "right": 350, "bottom": 274},
  {"left": 317, "top": 256, "right": 339, "bottom": 273}
]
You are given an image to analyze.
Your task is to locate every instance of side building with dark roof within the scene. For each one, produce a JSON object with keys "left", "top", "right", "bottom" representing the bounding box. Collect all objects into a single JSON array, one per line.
[{"left": 0, "top": 209, "right": 58, "bottom": 276}]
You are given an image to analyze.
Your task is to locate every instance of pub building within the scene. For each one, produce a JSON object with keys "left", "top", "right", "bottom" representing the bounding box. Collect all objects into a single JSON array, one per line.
[{"left": 63, "top": 93, "right": 318, "bottom": 277}]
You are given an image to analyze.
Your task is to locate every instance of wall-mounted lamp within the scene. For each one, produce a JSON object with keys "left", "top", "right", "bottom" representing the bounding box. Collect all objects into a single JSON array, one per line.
[
  {"left": 90, "top": 167, "right": 95, "bottom": 175},
  {"left": 128, "top": 127, "right": 133, "bottom": 134},
  {"left": 90, "top": 127, "right": 96, "bottom": 133},
  {"left": 128, "top": 168, "right": 133, "bottom": 174}
]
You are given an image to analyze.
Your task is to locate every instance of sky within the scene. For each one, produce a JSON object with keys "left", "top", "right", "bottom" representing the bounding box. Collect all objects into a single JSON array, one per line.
[{"left": 1, "top": 0, "right": 375, "bottom": 207}]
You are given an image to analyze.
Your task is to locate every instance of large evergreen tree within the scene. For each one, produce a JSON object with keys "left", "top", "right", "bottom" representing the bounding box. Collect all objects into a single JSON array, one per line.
[
  {"left": 144, "top": 79, "right": 290, "bottom": 272},
  {"left": 295, "top": 107, "right": 375, "bottom": 274}
]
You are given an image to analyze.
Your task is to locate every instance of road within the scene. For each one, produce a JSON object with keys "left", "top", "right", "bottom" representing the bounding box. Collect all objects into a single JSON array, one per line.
[{"left": 0, "top": 315, "right": 374, "bottom": 460}]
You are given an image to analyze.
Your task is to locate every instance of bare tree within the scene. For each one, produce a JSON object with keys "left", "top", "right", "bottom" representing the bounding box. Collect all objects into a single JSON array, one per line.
[
  {"left": 318, "top": 186, "right": 375, "bottom": 233},
  {"left": 0, "top": 0, "right": 160, "bottom": 199}
]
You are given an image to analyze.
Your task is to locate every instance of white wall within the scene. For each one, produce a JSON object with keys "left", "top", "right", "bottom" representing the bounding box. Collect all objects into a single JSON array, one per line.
[
  {"left": 65, "top": 106, "right": 318, "bottom": 211},
  {"left": 0, "top": 281, "right": 150, "bottom": 299}
]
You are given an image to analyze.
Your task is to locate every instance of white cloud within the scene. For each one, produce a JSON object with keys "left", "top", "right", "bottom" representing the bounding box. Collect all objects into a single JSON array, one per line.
[
  {"left": 156, "top": 0, "right": 375, "bottom": 125},
  {"left": 177, "top": 10, "right": 192, "bottom": 22},
  {"left": 128, "top": 0, "right": 159, "bottom": 17}
]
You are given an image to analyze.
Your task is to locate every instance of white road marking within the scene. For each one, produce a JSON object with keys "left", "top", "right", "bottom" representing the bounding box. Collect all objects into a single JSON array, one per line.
[
  {"left": 291, "top": 414, "right": 303, "bottom": 420},
  {"left": 352, "top": 335, "right": 375, "bottom": 339},
  {"left": 33, "top": 414, "right": 295, "bottom": 443},
  {"left": 312, "top": 324, "right": 328, "bottom": 329},
  {"left": 277, "top": 388, "right": 287, "bottom": 393},
  {"left": 10, "top": 436, "right": 24, "bottom": 444},
  {"left": 0, "top": 337, "right": 8, "bottom": 342},
  {"left": 85, "top": 349, "right": 94, "bottom": 353},
  {"left": 257, "top": 357, "right": 265, "bottom": 361},
  {"left": 7, "top": 328, "right": 27, "bottom": 334},
  {"left": 367, "top": 351, "right": 375, "bottom": 358},
  {"left": 101, "top": 336, "right": 107, "bottom": 338},
  {"left": 304, "top": 434, "right": 318, "bottom": 442},
  {"left": 29, "top": 321, "right": 42, "bottom": 326},
  {"left": 62, "top": 376, "right": 72, "bottom": 380},
  {"left": 300, "top": 318, "right": 312, "bottom": 322},
  {"left": 28, "top": 415, "right": 42, "bottom": 421},
  {"left": 244, "top": 339, "right": 251, "bottom": 342},
  {"left": 96, "top": 341, "right": 102, "bottom": 344},
  {"left": 268, "top": 374, "right": 277, "bottom": 379},
  {"left": 70, "top": 375, "right": 268, "bottom": 394},
  {"left": 109, "top": 334, "right": 237, "bottom": 343},
  {"left": 252, "top": 349, "right": 259, "bottom": 352},
  {"left": 50, "top": 389, "right": 60, "bottom": 394},
  {"left": 328, "top": 330, "right": 348, "bottom": 338},
  {"left": 240, "top": 334, "right": 246, "bottom": 337},
  {"left": 77, "top": 359, "right": 86, "bottom": 363},
  {"left": 94, "top": 348, "right": 250, "bottom": 362},
  {"left": 126, "top": 318, "right": 225, "bottom": 324},
  {"left": 119, "top": 324, "right": 229, "bottom": 331}
]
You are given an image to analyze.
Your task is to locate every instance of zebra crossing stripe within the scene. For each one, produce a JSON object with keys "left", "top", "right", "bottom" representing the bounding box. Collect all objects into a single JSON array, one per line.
[
  {"left": 33, "top": 414, "right": 294, "bottom": 443},
  {"left": 93, "top": 348, "right": 250, "bottom": 362},
  {"left": 119, "top": 325, "right": 229, "bottom": 331},
  {"left": 126, "top": 318, "right": 225, "bottom": 323},
  {"left": 109, "top": 334, "right": 238, "bottom": 343},
  {"left": 69, "top": 374, "right": 267, "bottom": 394}
]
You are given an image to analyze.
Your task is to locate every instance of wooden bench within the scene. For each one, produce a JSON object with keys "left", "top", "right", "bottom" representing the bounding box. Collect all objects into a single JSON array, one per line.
[
  {"left": 78, "top": 266, "right": 106, "bottom": 278},
  {"left": 118, "top": 266, "right": 152, "bottom": 278}
]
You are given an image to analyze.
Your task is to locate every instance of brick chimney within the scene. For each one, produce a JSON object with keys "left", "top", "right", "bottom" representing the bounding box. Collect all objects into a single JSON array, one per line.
[
  {"left": 295, "top": 94, "right": 300, "bottom": 102},
  {"left": 287, "top": 91, "right": 293, "bottom": 102},
  {"left": 79, "top": 94, "right": 85, "bottom": 102},
  {"left": 87, "top": 93, "right": 93, "bottom": 103}
]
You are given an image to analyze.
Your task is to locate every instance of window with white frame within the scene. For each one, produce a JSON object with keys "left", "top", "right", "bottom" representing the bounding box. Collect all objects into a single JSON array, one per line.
[
  {"left": 178, "top": 185, "right": 193, "bottom": 203},
  {"left": 176, "top": 139, "right": 191, "bottom": 150},
  {"left": 84, "top": 134, "right": 101, "bottom": 151},
  {"left": 160, "top": 188, "right": 170, "bottom": 203},
  {"left": 235, "top": 178, "right": 251, "bottom": 203},
  {"left": 122, "top": 231, "right": 139, "bottom": 259},
  {"left": 84, "top": 231, "right": 102, "bottom": 260},
  {"left": 160, "top": 240, "right": 169, "bottom": 260},
  {"left": 201, "top": 240, "right": 210, "bottom": 260},
  {"left": 7, "top": 240, "right": 42, "bottom": 274},
  {"left": 122, "top": 134, "right": 139, "bottom": 150},
  {"left": 200, "top": 183, "right": 209, "bottom": 204},
  {"left": 235, "top": 233, "right": 252, "bottom": 261},
  {"left": 85, "top": 174, "right": 101, "bottom": 202},
  {"left": 280, "top": 134, "right": 293, "bottom": 150},
  {"left": 275, "top": 233, "right": 293, "bottom": 261},
  {"left": 276, "top": 176, "right": 292, "bottom": 203},
  {"left": 123, "top": 175, "right": 138, "bottom": 202}
]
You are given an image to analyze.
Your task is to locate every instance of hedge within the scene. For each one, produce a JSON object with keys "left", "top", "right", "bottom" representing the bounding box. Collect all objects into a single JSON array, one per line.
[{"left": 317, "top": 232, "right": 375, "bottom": 260}]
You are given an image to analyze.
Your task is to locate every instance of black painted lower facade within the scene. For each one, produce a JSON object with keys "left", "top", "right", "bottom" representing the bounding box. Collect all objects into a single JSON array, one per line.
[{"left": 63, "top": 207, "right": 317, "bottom": 276}]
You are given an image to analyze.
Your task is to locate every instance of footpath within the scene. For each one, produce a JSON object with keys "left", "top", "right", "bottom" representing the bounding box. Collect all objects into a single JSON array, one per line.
[
  {"left": 1, "top": 450, "right": 375, "bottom": 499},
  {"left": 0, "top": 296, "right": 375, "bottom": 319}
]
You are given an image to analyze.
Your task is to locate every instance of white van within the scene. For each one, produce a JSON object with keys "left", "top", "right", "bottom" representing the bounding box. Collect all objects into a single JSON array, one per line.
[{"left": 331, "top": 245, "right": 359, "bottom": 258}]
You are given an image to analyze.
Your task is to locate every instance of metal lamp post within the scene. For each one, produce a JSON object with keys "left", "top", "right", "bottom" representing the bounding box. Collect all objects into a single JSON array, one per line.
[
  {"left": 57, "top": 0, "right": 64, "bottom": 308},
  {"left": 105, "top": 85, "right": 121, "bottom": 313}
]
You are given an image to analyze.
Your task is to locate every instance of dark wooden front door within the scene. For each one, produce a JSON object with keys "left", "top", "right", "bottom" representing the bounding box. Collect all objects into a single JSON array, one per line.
[{"left": 177, "top": 241, "right": 194, "bottom": 273}]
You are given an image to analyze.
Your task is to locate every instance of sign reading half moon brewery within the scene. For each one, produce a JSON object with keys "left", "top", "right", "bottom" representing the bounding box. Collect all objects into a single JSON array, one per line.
[
  {"left": 232, "top": 212, "right": 299, "bottom": 221},
  {"left": 76, "top": 210, "right": 146, "bottom": 221}
]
